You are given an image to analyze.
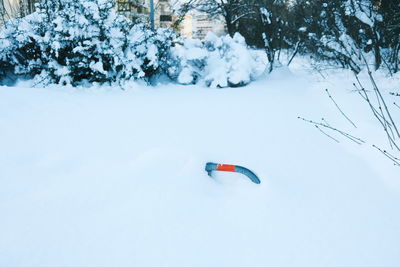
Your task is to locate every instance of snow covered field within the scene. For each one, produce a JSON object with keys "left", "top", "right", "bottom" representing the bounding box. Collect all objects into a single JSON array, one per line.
[{"left": 1, "top": 64, "right": 400, "bottom": 267}]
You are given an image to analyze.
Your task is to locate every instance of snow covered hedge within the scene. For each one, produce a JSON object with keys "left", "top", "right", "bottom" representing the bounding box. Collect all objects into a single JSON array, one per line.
[
  {"left": 0, "top": 0, "right": 267, "bottom": 87},
  {"left": 171, "top": 33, "right": 267, "bottom": 87},
  {"left": 0, "top": 0, "right": 176, "bottom": 86}
]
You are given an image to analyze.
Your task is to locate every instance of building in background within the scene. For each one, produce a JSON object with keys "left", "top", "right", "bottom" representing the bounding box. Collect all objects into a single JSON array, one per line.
[
  {"left": 1, "top": 0, "right": 153, "bottom": 24},
  {"left": 19, "top": 0, "right": 36, "bottom": 16},
  {"left": 1, "top": 0, "right": 38, "bottom": 25},
  {"left": 116, "top": 0, "right": 175, "bottom": 28},
  {"left": 1, "top": 0, "right": 19, "bottom": 25},
  {"left": 1, "top": 0, "right": 225, "bottom": 40},
  {"left": 155, "top": 0, "right": 174, "bottom": 28},
  {"left": 181, "top": 11, "right": 226, "bottom": 39},
  {"left": 116, "top": 0, "right": 149, "bottom": 21}
]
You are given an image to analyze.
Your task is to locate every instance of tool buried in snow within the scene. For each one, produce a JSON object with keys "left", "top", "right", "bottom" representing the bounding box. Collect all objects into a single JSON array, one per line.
[{"left": 205, "top": 162, "right": 261, "bottom": 184}]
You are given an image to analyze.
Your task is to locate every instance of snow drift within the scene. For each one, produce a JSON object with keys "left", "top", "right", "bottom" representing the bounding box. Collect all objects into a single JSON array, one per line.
[{"left": 0, "top": 65, "right": 399, "bottom": 267}]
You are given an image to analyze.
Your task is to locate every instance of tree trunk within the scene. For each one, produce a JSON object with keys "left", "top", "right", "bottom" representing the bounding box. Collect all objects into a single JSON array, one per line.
[
  {"left": 224, "top": 8, "right": 235, "bottom": 37},
  {"left": 372, "top": 28, "right": 381, "bottom": 70}
]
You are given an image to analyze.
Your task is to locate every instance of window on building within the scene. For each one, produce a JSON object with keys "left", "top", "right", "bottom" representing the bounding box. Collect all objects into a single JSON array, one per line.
[
  {"left": 160, "top": 15, "right": 172, "bottom": 22},
  {"left": 117, "top": 0, "right": 131, "bottom": 11}
]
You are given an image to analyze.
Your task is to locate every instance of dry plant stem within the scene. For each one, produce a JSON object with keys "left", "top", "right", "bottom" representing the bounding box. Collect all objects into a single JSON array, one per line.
[
  {"left": 372, "top": 145, "right": 400, "bottom": 166},
  {"left": 355, "top": 75, "right": 399, "bottom": 150},
  {"left": 321, "top": 118, "right": 332, "bottom": 127},
  {"left": 355, "top": 75, "right": 393, "bottom": 129},
  {"left": 354, "top": 77, "right": 387, "bottom": 123},
  {"left": 361, "top": 53, "right": 400, "bottom": 138},
  {"left": 325, "top": 88, "right": 357, "bottom": 128},
  {"left": 315, "top": 125, "right": 340, "bottom": 143},
  {"left": 394, "top": 102, "right": 400, "bottom": 110},
  {"left": 298, "top": 117, "right": 365, "bottom": 145},
  {"left": 359, "top": 86, "right": 396, "bottom": 140}
]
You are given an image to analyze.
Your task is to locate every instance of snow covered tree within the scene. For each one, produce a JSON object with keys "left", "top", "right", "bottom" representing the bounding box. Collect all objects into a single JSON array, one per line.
[
  {"left": 291, "top": 0, "right": 399, "bottom": 74},
  {"left": 122, "top": 24, "right": 177, "bottom": 82},
  {"left": 378, "top": 1, "right": 400, "bottom": 73},
  {"left": 176, "top": 0, "right": 257, "bottom": 37},
  {"left": 0, "top": 0, "right": 132, "bottom": 85},
  {"left": 32, "top": 0, "right": 132, "bottom": 85},
  {"left": 0, "top": 12, "right": 44, "bottom": 83},
  {"left": 257, "top": 0, "right": 291, "bottom": 72},
  {"left": 345, "top": 0, "right": 384, "bottom": 70},
  {"left": 289, "top": 0, "right": 364, "bottom": 73},
  {"left": 0, "top": 0, "right": 179, "bottom": 86}
]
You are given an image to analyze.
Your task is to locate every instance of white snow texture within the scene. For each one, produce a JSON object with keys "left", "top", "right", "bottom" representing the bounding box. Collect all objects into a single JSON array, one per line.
[{"left": 1, "top": 62, "right": 400, "bottom": 267}]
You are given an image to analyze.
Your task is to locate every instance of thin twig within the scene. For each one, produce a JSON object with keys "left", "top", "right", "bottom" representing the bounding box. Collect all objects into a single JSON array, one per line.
[
  {"left": 298, "top": 116, "right": 365, "bottom": 145},
  {"left": 321, "top": 118, "right": 332, "bottom": 127},
  {"left": 315, "top": 125, "right": 340, "bottom": 143},
  {"left": 372, "top": 145, "right": 400, "bottom": 166},
  {"left": 355, "top": 76, "right": 399, "bottom": 150},
  {"left": 394, "top": 102, "right": 400, "bottom": 110},
  {"left": 355, "top": 75, "right": 392, "bottom": 127},
  {"left": 361, "top": 53, "right": 400, "bottom": 138},
  {"left": 325, "top": 88, "right": 357, "bottom": 128},
  {"left": 319, "top": 117, "right": 363, "bottom": 145}
]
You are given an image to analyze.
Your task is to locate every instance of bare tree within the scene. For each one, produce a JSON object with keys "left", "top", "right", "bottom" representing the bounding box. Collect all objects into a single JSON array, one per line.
[{"left": 174, "top": 0, "right": 257, "bottom": 36}]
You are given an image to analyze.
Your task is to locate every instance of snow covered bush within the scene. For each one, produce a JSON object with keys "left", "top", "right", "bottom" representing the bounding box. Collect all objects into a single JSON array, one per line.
[
  {"left": 123, "top": 24, "right": 177, "bottom": 81},
  {"left": 0, "top": 14, "right": 44, "bottom": 83},
  {"left": 39, "top": 0, "right": 133, "bottom": 85},
  {"left": 0, "top": 0, "right": 131, "bottom": 85},
  {"left": 0, "top": 26, "right": 18, "bottom": 84},
  {"left": 172, "top": 38, "right": 207, "bottom": 85},
  {"left": 0, "top": 0, "right": 267, "bottom": 88},
  {"left": 0, "top": 0, "right": 177, "bottom": 86},
  {"left": 172, "top": 33, "right": 267, "bottom": 88}
]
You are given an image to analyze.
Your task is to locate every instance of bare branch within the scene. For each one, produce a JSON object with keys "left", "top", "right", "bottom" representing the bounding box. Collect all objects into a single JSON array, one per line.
[
  {"left": 230, "top": 11, "right": 256, "bottom": 24},
  {"left": 287, "top": 41, "right": 301, "bottom": 67},
  {"left": 372, "top": 145, "right": 400, "bottom": 166},
  {"left": 298, "top": 116, "right": 365, "bottom": 145},
  {"left": 361, "top": 53, "right": 400, "bottom": 138},
  {"left": 315, "top": 125, "right": 340, "bottom": 143},
  {"left": 325, "top": 88, "right": 357, "bottom": 128},
  {"left": 355, "top": 75, "right": 399, "bottom": 150}
]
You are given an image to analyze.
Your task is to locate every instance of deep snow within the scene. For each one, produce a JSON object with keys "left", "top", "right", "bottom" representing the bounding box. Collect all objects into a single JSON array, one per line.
[{"left": 1, "top": 64, "right": 400, "bottom": 267}]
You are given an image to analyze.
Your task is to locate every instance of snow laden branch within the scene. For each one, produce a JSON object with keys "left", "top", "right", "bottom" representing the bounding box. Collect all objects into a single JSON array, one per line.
[{"left": 230, "top": 10, "right": 256, "bottom": 24}]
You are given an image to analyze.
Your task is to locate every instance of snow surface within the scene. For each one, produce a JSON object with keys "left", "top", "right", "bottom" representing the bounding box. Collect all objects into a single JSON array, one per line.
[{"left": 1, "top": 62, "right": 400, "bottom": 267}]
